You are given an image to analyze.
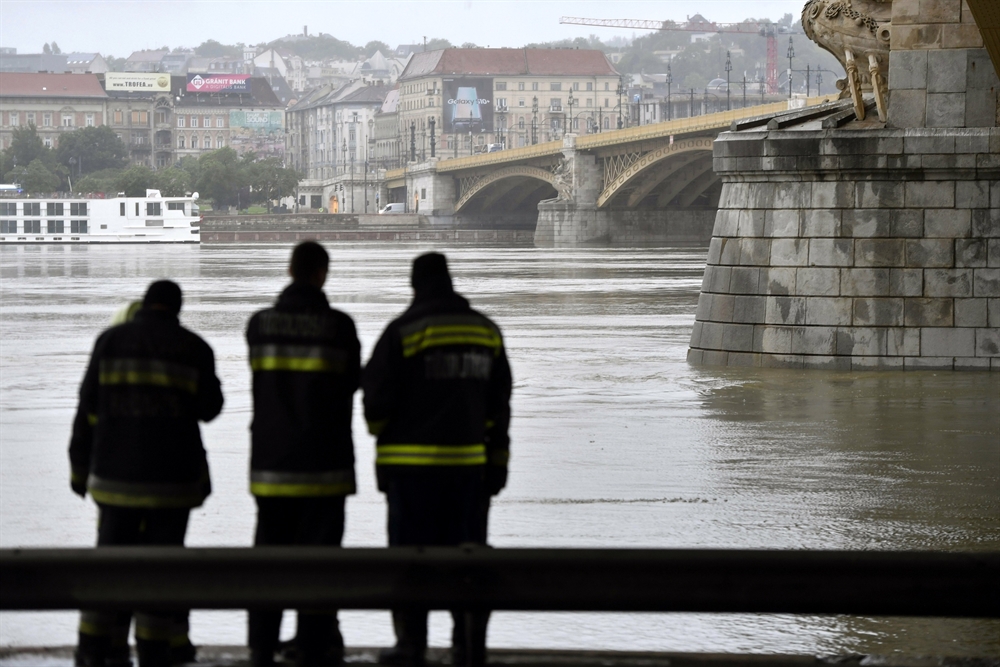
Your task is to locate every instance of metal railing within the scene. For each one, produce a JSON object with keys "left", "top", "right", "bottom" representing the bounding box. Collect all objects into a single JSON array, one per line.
[{"left": 2, "top": 547, "right": 997, "bottom": 616}]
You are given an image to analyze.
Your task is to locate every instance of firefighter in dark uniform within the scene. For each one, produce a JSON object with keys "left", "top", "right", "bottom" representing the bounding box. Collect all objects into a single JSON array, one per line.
[
  {"left": 69, "top": 280, "right": 224, "bottom": 667},
  {"left": 362, "top": 252, "right": 512, "bottom": 667},
  {"left": 245, "top": 241, "right": 361, "bottom": 667}
]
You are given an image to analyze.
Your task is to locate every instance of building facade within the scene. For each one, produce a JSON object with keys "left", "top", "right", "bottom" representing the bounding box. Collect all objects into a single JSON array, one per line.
[
  {"left": 0, "top": 73, "right": 108, "bottom": 151},
  {"left": 396, "top": 48, "right": 620, "bottom": 155}
]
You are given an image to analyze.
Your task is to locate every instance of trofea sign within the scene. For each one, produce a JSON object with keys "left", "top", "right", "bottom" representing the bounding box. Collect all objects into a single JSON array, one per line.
[{"left": 104, "top": 73, "right": 171, "bottom": 92}]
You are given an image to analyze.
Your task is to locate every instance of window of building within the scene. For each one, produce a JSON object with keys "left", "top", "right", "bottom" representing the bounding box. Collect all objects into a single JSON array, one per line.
[
  {"left": 156, "top": 110, "right": 167, "bottom": 125},
  {"left": 573, "top": 118, "right": 579, "bottom": 130},
  {"left": 114, "top": 110, "right": 123, "bottom": 125},
  {"left": 71, "top": 220, "right": 88, "bottom": 233},
  {"left": 518, "top": 118, "right": 525, "bottom": 129},
  {"left": 0, "top": 221, "right": 15, "bottom": 234},
  {"left": 177, "top": 116, "right": 186, "bottom": 128},
  {"left": 496, "top": 97, "right": 507, "bottom": 108},
  {"left": 204, "top": 115, "right": 211, "bottom": 127},
  {"left": 43, "top": 138, "right": 52, "bottom": 148},
  {"left": 573, "top": 82, "right": 580, "bottom": 91},
  {"left": 587, "top": 98, "right": 593, "bottom": 107},
  {"left": 71, "top": 202, "right": 88, "bottom": 216},
  {"left": 586, "top": 82, "right": 593, "bottom": 91},
  {"left": 518, "top": 98, "right": 525, "bottom": 107},
  {"left": 27, "top": 113, "right": 35, "bottom": 125},
  {"left": 216, "top": 116, "right": 224, "bottom": 128},
  {"left": 605, "top": 82, "right": 610, "bottom": 90},
  {"left": 191, "top": 116, "right": 199, "bottom": 128},
  {"left": 551, "top": 98, "right": 562, "bottom": 111},
  {"left": 550, "top": 119, "right": 561, "bottom": 132},
  {"left": 24, "top": 220, "right": 40, "bottom": 234},
  {"left": 216, "top": 136, "right": 224, "bottom": 148},
  {"left": 23, "top": 203, "right": 40, "bottom": 216},
  {"left": 0, "top": 203, "right": 16, "bottom": 216},
  {"left": 43, "top": 113, "right": 52, "bottom": 127},
  {"left": 146, "top": 202, "right": 162, "bottom": 216},
  {"left": 496, "top": 82, "right": 507, "bottom": 91},
  {"left": 603, "top": 117, "right": 610, "bottom": 129},
  {"left": 550, "top": 83, "right": 561, "bottom": 91},
  {"left": 46, "top": 202, "right": 64, "bottom": 216},
  {"left": 203, "top": 134, "right": 210, "bottom": 148},
  {"left": 531, "top": 82, "right": 538, "bottom": 91},
  {"left": 421, "top": 188, "right": 426, "bottom": 199},
  {"left": 518, "top": 82, "right": 525, "bottom": 91},
  {"left": 178, "top": 136, "right": 185, "bottom": 149},
  {"left": 191, "top": 135, "right": 198, "bottom": 149},
  {"left": 85, "top": 113, "right": 95, "bottom": 127},
  {"left": 10, "top": 112, "right": 19, "bottom": 126},
  {"left": 62, "top": 114, "right": 74, "bottom": 127},
  {"left": 131, "top": 110, "right": 148, "bottom": 125},
  {"left": 605, "top": 98, "right": 610, "bottom": 107},
  {"left": 47, "top": 220, "right": 64, "bottom": 233}
]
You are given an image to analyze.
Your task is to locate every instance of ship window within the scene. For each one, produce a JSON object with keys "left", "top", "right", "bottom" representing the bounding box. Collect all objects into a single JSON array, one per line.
[
  {"left": 47, "top": 220, "right": 64, "bottom": 233},
  {"left": 71, "top": 220, "right": 88, "bottom": 233},
  {"left": 146, "top": 202, "right": 162, "bottom": 216},
  {"left": 0, "top": 220, "right": 15, "bottom": 233},
  {"left": 46, "top": 202, "right": 64, "bottom": 216},
  {"left": 145, "top": 219, "right": 163, "bottom": 227},
  {"left": 167, "top": 202, "right": 185, "bottom": 211},
  {"left": 71, "top": 202, "right": 88, "bottom": 216},
  {"left": 23, "top": 203, "right": 40, "bottom": 216},
  {"left": 101, "top": 224, "right": 107, "bottom": 229},
  {"left": 0, "top": 203, "right": 16, "bottom": 216},
  {"left": 24, "top": 220, "right": 40, "bottom": 234},
  {"left": 135, "top": 203, "right": 140, "bottom": 216},
  {"left": 120, "top": 202, "right": 126, "bottom": 216}
]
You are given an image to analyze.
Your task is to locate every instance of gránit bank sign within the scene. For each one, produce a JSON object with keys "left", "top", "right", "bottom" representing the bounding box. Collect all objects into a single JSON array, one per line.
[{"left": 186, "top": 74, "right": 250, "bottom": 93}]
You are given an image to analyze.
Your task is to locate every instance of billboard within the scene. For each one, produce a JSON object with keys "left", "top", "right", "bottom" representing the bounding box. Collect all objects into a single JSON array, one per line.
[
  {"left": 187, "top": 73, "right": 250, "bottom": 93},
  {"left": 228, "top": 110, "right": 284, "bottom": 157},
  {"left": 442, "top": 77, "right": 493, "bottom": 134},
  {"left": 104, "top": 72, "right": 170, "bottom": 92}
]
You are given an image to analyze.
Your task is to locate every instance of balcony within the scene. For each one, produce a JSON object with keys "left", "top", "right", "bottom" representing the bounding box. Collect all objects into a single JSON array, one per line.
[{"left": 549, "top": 106, "right": 563, "bottom": 113}]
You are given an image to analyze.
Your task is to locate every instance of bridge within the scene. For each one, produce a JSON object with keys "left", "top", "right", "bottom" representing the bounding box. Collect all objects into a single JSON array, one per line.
[{"left": 383, "top": 96, "right": 839, "bottom": 246}]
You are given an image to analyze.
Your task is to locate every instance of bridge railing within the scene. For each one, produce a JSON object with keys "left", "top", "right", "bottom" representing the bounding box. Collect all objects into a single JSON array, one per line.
[{"left": 2, "top": 547, "right": 997, "bottom": 616}]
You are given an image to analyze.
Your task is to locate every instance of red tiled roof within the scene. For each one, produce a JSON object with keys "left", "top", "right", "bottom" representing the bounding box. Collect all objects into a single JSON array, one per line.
[
  {"left": 400, "top": 48, "right": 618, "bottom": 80},
  {"left": 0, "top": 72, "right": 108, "bottom": 98}
]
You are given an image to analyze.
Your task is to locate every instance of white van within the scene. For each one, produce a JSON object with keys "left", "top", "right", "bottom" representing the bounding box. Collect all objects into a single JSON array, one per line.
[{"left": 379, "top": 203, "right": 406, "bottom": 214}]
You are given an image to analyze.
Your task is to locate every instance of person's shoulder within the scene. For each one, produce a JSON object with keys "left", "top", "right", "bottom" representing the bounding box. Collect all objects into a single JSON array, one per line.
[{"left": 468, "top": 306, "right": 502, "bottom": 333}]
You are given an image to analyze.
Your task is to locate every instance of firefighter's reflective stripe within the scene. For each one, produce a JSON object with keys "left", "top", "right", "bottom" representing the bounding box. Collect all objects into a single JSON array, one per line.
[
  {"left": 249, "top": 344, "right": 348, "bottom": 373},
  {"left": 98, "top": 358, "right": 199, "bottom": 394},
  {"left": 489, "top": 449, "right": 509, "bottom": 466},
  {"left": 376, "top": 443, "right": 486, "bottom": 466},
  {"left": 367, "top": 419, "right": 388, "bottom": 436},
  {"left": 250, "top": 469, "right": 356, "bottom": 497},
  {"left": 399, "top": 315, "right": 502, "bottom": 358},
  {"left": 135, "top": 612, "right": 173, "bottom": 641},
  {"left": 87, "top": 474, "right": 207, "bottom": 508}
]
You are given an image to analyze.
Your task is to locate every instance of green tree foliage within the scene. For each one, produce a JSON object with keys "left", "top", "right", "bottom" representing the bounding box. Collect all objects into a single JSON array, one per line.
[
  {"left": 50, "top": 42, "right": 62, "bottom": 54},
  {"left": 195, "top": 147, "right": 245, "bottom": 209},
  {"left": 460, "top": 42, "right": 478, "bottom": 49},
  {"left": 43, "top": 43, "right": 51, "bottom": 54},
  {"left": 3, "top": 124, "right": 55, "bottom": 174},
  {"left": 56, "top": 126, "right": 128, "bottom": 174},
  {"left": 243, "top": 155, "right": 299, "bottom": 208},
  {"left": 194, "top": 39, "right": 241, "bottom": 58},
  {"left": 116, "top": 165, "right": 158, "bottom": 197},
  {"left": 364, "top": 40, "right": 391, "bottom": 57},
  {"left": 424, "top": 38, "right": 452, "bottom": 51},
  {"left": 155, "top": 167, "right": 192, "bottom": 196},
  {"left": 21, "top": 159, "right": 61, "bottom": 194},
  {"left": 270, "top": 34, "right": 358, "bottom": 61},
  {"left": 74, "top": 168, "right": 122, "bottom": 195}
]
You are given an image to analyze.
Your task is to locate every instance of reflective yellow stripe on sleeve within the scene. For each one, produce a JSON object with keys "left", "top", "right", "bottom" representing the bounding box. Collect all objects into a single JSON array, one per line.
[
  {"left": 376, "top": 443, "right": 487, "bottom": 466},
  {"left": 99, "top": 359, "right": 199, "bottom": 394},
  {"left": 402, "top": 325, "right": 502, "bottom": 358}
]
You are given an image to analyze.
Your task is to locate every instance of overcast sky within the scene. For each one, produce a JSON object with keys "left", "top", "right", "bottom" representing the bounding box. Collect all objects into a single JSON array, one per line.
[{"left": 1, "top": 0, "right": 805, "bottom": 57}]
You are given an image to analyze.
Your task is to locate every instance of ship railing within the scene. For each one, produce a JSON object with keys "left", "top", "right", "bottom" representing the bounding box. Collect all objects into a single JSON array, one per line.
[{"left": 2, "top": 547, "right": 997, "bottom": 617}]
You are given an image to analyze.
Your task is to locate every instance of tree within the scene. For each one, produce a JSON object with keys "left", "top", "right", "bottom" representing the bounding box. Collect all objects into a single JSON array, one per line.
[
  {"left": 19, "top": 159, "right": 60, "bottom": 194},
  {"left": 155, "top": 167, "right": 192, "bottom": 196},
  {"left": 195, "top": 147, "right": 245, "bottom": 209},
  {"left": 56, "top": 126, "right": 128, "bottom": 175},
  {"left": 2, "top": 125, "right": 57, "bottom": 176},
  {"left": 50, "top": 42, "right": 61, "bottom": 54},
  {"left": 195, "top": 39, "right": 241, "bottom": 58},
  {"left": 43, "top": 43, "right": 51, "bottom": 54},
  {"left": 116, "top": 165, "right": 158, "bottom": 197},
  {"left": 364, "top": 40, "right": 391, "bottom": 57},
  {"left": 75, "top": 168, "right": 122, "bottom": 195},
  {"left": 244, "top": 156, "right": 299, "bottom": 208},
  {"left": 424, "top": 38, "right": 452, "bottom": 51},
  {"left": 460, "top": 42, "right": 479, "bottom": 49}
]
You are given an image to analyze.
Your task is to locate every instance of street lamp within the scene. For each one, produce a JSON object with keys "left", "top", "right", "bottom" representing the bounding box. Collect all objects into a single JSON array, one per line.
[
  {"left": 816, "top": 70, "right": 824, "bottom": 96},
  {"left": 567, "top": 89, "right": 575, "bottom": 134},
  {"left": 725, "top": 50, "right": 732, "bottom": 111},
  {"left": 531, "top": 96, "right": 538, "bottom": 145},
  {"left": 787, "top": 36, "right": 795, "bottom": 99},
  {"left": 616, "top": 76, "right": 626, "bottom": 128},
  {"left": 666, "top": 62, "right": 673, "bottom": 120},
  {"left": 365, "top": 117, "right": 374, "bottom": 213}
]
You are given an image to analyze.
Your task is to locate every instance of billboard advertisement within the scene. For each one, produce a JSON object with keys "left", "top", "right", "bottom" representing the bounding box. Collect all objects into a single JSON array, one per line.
[
  {"left": 104, "top": 72, "right": 170, "bottom": 92},
  {"left": 228, "top": 110, "right": 284, "bottom": 157},
  {"left": 186, "top": 73, "right": 250, "bottom": 93},
  {"left": 442, "top": 77, "right": 493, "bottom": 134}
]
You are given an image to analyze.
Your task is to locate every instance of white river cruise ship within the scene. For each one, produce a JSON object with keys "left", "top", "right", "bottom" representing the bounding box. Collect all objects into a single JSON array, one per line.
[{"left": 0, "top": 190, "right": 200, "bottom": 244}]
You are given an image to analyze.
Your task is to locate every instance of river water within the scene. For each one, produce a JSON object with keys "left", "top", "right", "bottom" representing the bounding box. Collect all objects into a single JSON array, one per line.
[{"left": 1, "top": 243, "right": 998, "bottom": 656}]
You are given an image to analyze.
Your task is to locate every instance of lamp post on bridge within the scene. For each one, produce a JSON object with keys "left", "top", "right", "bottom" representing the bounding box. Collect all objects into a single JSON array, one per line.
[
  {"left": 566, "top": 89, "right": 575, "bottom": 135},
  {"left": 787, "top": 36, "right": 795, "bottom": 99},
  {"left": 616, "top": 76, "right": 626, "bottom": 128},
  {"left": 531, "top": 96, "right": 538, "bottom": 145},
  {"left": 725, "top": 51, "right": 732, "bottom": 111},
  {"left": 666, "top": 62, "right": 673, "bottom": 120}
]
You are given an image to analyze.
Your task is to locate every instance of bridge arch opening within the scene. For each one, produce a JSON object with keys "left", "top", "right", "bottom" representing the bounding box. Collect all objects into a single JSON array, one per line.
[{"left": 454, "top": 167, "right": 558, "bottom": 230}]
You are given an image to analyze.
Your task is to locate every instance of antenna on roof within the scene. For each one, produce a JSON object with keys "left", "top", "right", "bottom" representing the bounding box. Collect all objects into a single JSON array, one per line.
[{"left": 423, "top": 36, "right": 427, "bottom": 52}]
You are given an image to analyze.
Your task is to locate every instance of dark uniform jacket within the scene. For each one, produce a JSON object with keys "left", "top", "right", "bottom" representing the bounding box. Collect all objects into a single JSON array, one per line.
[
  {"left": 246, "top": 282, "right": 361, "bottom": 497},
  {"left": 69, "top": 308, "right": 224, "bottom": 508},
  {"left": 362, "top": 283, "right": 512, "bottom": 493}
]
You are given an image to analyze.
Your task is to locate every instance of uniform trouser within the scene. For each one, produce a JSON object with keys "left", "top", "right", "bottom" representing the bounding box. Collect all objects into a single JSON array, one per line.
[
  {"left": 77, "top": 504, "right": 192, "bottom": 667},
  {"left": 248, "top": 495, "right": 346, "bottom": 660},
  {"left": 384, "top": 468, "right": 489, "bottom": 666}
]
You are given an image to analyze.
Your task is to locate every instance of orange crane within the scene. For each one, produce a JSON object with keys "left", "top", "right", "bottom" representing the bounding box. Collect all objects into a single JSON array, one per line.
[{"left": 559, "top": 16, "right": 782, "bottom": 93}]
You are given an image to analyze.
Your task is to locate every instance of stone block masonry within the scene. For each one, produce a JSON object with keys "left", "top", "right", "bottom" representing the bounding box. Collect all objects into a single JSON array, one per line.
[{"left": 688, "top": 128, "right": 1000, "bottom": 370}]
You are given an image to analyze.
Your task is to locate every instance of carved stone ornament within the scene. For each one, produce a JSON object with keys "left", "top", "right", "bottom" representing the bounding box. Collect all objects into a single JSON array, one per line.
[
  {"left": 551, "top": 155, "right": 574, "bottom": 200},
  {"left": 802, "top": 0, "right": 891, "bottom": 121}
]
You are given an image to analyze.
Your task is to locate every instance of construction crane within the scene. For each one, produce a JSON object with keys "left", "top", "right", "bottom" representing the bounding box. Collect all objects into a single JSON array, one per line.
[{"left": 559, "top": 16, "right": 782, "bottom": 93}]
